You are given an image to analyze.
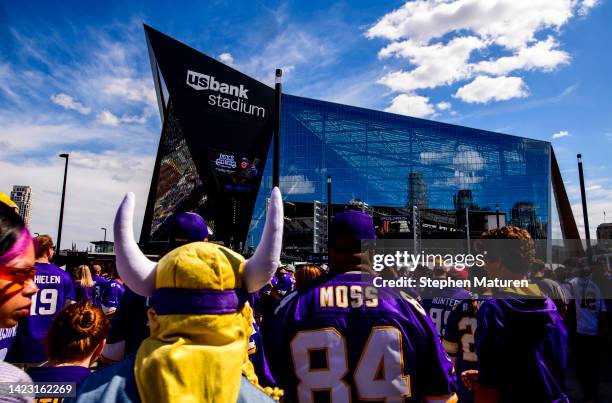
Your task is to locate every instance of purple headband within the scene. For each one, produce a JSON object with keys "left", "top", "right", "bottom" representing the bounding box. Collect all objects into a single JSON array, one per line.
[
  {"left": 150, "top": 288, "right": 247, "bottom": 315},
  {"left": 0, "top": 228, "right": 33, "bottom": 266}
]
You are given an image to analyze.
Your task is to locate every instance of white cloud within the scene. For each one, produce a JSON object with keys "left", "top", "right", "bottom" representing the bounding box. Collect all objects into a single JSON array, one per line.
[
  {"left": 385, "top": 93, "right": 435, "bottom": 117},
  {"left": 119, "top": 113, "right": 148, "bottom": 124},
  {"left": 0, "top": 112, "right": 155, "bottom": 249},
  {"left": 96, "top": 110, "right": 149, "bottom": 126},
  {"left": 552, "top": 130, "right": 570, "bottom": 139},
  {"left": 453, "top": 146, "right": 485, "bottom": 171},
  {"left": 473, "top": 36, "right": 570, "bottom": 76},
  {"left": 0, "top": 107, "right": 158, "bottom": 249},
  {"left": 578, "top": 0, "right": 600, "bottom": 16},
  {"left": 238, "top": 25, "right": 338, "bottom": 85},
  {"left": 367, "top": 1, "right": 586, "bottom": 49},
  {"left": 436, "top": 101, "right": 452, "bottom": 111},
  {"left": 422, "top": 146, "right": 486, "bottom": 187},
  {"left": 366, "top": 1, "right": 600, "bottom": 109},
  {"left": 561, "top": 176, "right": 612, "bottom": 238},
  {"left": 0, "top": 152, "right": 152, "bottom": 249},
  {"left": 218, "top": 52, "right": 235, "bottom": 66},
  {"left": 378, "top": 36, "right": 485, "bottom": 92},
  {"left": 102, "top": 77, "right": 157, "bottom": 105},
  {"left": 50, "top": 93, "right": 91, "bottom": 115},
  {"left": 96, "top": 110, "right": 120, "bottom": 126},
  {"left": 454, "top": 76, "right": 528, "bottom": 103},
  {"left": 280, "top": 175, "right": 315, "bottom": 195},
  {"left": 0, "top": 112, "right": 151, "bottom": 158},
  {"left": 0, "top": 24, "right": 162, "bottom": 248},
  {"left": 0, "top": 63, "right": 21, "bottom": 103}
]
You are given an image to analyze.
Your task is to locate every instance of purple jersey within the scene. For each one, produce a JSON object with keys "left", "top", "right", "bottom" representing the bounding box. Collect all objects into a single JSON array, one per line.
[
  {"left": 0, "top": 326, "right": 17, "bottom": 361},
  {"left": 264, "top": 272, "right": 456, "bottom": 402},
  {"left": 443, "top": 295, "right": 491, "bottom": 403},
  {"left": 74, "top": 282, "right": 95, "bottom": 303},
  {"left": 92, "top": 275, "right": 108, "bottom": 306},
  {"left": 475, "top": 290, "right": 569, "bottom": 402},
  {"left": 248, "top": 320, "right": 277, "bottom": 388},
  {"left": 106, "top": 287, "right": 150, "bottom": 358},
  {"left": 7, "top": 262, "right": 75, "bottom": 364},
  {"left": 102, "top": 280, "right": 125, "bottom": 311},
  {"left": 421, "top": 287, "right": 472, "bottom": 339}
]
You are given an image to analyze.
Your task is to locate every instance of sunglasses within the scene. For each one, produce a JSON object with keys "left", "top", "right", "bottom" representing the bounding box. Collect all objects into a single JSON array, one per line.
[{"left": 0, "top": 265, "right": 37, "bottom": 284}]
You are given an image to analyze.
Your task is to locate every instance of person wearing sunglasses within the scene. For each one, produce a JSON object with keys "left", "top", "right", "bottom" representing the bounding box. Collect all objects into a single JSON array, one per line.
[
  {"left": 0, "top": 202, "right": 37, "bottom": 396},
  {"left": 6, "top": 234, "right": 75, "bottom": 366}
]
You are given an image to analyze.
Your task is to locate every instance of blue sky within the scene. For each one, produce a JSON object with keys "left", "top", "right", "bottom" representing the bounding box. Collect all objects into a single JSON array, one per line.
[{"left": 0, "top": 0, "right": 610, "bottom": 247}]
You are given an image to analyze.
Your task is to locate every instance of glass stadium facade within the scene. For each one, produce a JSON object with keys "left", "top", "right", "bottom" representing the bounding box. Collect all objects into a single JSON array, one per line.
[
  {"left": 247, "top": 94, "right": 552, "bottom": 248},
  {"left": 143, "top": 25, "right": 576, "bottom": 254}
]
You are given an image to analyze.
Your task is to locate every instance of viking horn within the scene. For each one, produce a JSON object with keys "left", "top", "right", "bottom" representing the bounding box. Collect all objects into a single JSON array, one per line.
[
  {"left": 244, "top": 187, "right": 283, "bottom": 293},
  {"left": 113, "top": 193, "right": 157, "bottom": 297}
]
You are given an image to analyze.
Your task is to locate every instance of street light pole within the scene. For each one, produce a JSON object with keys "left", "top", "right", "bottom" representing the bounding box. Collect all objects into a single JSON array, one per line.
[
  {"left": 495, "top": 204, "right": 500, "bottom": 228},
  {"left": 465, "top": 207, "right": 471, "bottom": 254},
  {"left": 101, "top": 227, "right": 107, "bottom": 253},
  {"left": 56, "top": 153, "right": 69, "bottom": 254},
  {"left": 577, "top": 154, "right": 592, "bottom": 264}
]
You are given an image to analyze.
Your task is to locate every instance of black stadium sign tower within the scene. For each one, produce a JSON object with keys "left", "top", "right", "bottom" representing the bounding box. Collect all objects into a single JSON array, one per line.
[{"left": 141, "top": 24, "right": 275, "bottom": 250}]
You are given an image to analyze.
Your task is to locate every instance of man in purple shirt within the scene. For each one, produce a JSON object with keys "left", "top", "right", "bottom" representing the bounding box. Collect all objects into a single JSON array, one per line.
[
  {"left": 6, "top": 235, "right": 75, "bottom": 364},
  {"left": 421, "top": 267, "right": 472, "bottom": 339},
  {"left": 101, "top": 274, "right": 125, "bottom": 315},
  {"left": 444, "top": 294, "right": 492, "bottom": 403},
  {"left": 265, "top": 210, "right": 457, "bottom": 402}
]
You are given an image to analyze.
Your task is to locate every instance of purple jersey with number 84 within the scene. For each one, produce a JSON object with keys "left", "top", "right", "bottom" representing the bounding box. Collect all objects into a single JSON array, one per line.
[{"left": 264, "top": 272, "right": 456, "bottom": 402}]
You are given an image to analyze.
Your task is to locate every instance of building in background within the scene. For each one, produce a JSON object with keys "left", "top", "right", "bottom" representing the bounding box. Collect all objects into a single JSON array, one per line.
[
  {"left": 90, "top": 241, "right": 114, "bottom": 253},
  {"left": 510, "top": 201, "right": 546, "bottom": 239},
  {"left": 142, "top": 25, "right": 578, "bottom": 254},
  {"left": 10, "top": 185, "right": 32, "bottom": 226},
  {"left": 597, "top": 223, "right": 612, "bottom": 240}
]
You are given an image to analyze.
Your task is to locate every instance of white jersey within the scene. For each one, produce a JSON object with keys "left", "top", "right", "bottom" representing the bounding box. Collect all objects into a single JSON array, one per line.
[{"left": 569, "top": 276, "right": 607, "bottom": 336}]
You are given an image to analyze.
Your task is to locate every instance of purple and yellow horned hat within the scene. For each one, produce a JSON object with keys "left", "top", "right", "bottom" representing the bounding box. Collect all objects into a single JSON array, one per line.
[{"left": 113, "top": 188, "right": 283, "bottom": 402}]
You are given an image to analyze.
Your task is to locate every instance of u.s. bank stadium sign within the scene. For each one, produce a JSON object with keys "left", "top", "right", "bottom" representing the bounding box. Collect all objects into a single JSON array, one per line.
[{"left": 186, "top": 69, "right": 266, "bottom": 118}]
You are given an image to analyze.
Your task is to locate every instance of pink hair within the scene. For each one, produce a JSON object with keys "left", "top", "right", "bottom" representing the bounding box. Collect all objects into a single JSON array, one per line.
[{"left": 0, "top": 228, "right": 33, "bottom": 266}]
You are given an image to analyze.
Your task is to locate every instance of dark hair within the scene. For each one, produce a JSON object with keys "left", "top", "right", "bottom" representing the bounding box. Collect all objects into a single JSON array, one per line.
[
  {"left": 554, "top": 266, "right": 568, "bottom": 282},
  {"left": 563, "top": 257, "right": 580, "bottom": 269},
  {"left": 34, "top": 235, "right": 54, "bottom": 259},
  {"left": 0, "top": 203, "right": 25, "bottom": 257},
  {"left": 45, "top": 301, "right": 109, "bottom": 363},
  {"left": 530, "top": 259, "right": 546, "bottom": 274}
]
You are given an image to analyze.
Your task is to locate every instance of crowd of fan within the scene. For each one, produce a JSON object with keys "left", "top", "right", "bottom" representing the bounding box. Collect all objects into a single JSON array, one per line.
[{"left": 0, "top": 188, "right": 610, "bottom": 402}]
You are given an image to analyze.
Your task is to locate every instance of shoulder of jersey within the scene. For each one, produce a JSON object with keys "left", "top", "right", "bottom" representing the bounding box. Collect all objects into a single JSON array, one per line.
[
  {"left": 398, "top": 290, "right": 428, "bottom": 317},
  {"left": 274, "top": 290, "right": 299, "bottom": 315}
]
